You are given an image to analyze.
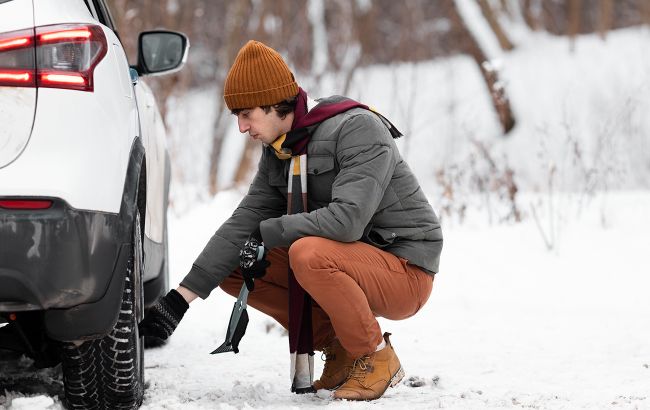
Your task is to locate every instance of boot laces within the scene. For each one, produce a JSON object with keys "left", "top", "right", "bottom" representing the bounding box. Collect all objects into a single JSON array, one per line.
[
  {"left": 349, "top": 355, "right": 370, "bottom": 381},
  {"left": 320, "top": 346, "right": 332, "bottom": 362},
  {"left": 320, "top": 346, "right": 336, "bottom": 375}
]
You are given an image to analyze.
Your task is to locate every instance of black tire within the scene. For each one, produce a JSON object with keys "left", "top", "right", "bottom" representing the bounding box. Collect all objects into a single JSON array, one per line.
[{"left": 60, "top": 210, "right": 145, "bottom": 410}]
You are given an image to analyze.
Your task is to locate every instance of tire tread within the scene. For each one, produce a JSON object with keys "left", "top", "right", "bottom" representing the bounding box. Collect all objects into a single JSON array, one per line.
[{"left": 61, "top": 217, "right": 144, "bottom": 410}]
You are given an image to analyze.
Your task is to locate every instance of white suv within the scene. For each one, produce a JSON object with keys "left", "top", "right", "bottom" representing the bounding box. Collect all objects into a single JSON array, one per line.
[{"left": 0, "top": 0, "right": 187, "bottom": 408}]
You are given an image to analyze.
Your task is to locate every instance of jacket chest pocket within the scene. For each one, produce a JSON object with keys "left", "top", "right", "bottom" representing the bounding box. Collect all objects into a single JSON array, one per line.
[
  {"left": 268, "top": 160, "right": 289, "bottom": 188},
  {"left": 307, "top": 155, "right": 336, "bottom": 202}
]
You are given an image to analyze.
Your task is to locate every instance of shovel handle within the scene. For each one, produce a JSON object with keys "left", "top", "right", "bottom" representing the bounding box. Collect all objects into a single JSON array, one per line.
[{"left": 237, "top": 282, "right": 249, "bottom": 309}]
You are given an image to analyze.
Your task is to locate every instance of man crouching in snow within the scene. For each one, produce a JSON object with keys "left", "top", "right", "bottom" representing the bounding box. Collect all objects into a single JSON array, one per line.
[{"left": 139, "top": 40, "right": 443, "bottom": 401}]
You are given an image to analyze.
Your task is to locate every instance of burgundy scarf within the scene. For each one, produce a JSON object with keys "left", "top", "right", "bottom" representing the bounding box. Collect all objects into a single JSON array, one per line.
[{"left": 276, "top": 88, "right": 402, "bottom": 393}]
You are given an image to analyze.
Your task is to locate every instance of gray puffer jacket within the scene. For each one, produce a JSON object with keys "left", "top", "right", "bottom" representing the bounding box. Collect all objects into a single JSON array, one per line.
[{"left": 181, "top": 101, "right": 443, "bottom": 299}]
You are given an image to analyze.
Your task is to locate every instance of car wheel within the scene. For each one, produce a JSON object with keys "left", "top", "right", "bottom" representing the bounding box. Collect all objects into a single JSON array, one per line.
[{"left": 60, "top": 209, "right": 145, "bottom": 409}]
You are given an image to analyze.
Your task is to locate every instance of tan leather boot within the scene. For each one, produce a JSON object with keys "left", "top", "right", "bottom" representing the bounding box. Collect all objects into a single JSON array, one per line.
[
  {"left": 312, "top": 338, "right": 354, "bottom": 390},
  {"left": 332, "top": 333, "right": 404, "bottom": 401}
]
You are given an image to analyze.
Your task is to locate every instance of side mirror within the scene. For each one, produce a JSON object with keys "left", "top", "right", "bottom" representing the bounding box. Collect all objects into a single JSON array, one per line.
[{"left": 136, "top": 31, "right": 189, "bottom": 76}]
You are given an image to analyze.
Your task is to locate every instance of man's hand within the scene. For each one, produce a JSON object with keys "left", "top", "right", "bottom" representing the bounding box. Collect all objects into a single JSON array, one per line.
[
  {"left": 239, "top": 229, "right": 270, "bottom": 291},
  {"left": 139, "top": 289, "right": 189, "bottom": 341}
]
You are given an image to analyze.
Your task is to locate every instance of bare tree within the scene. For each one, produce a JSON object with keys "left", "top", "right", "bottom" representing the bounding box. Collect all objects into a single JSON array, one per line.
[
  {"left": 478, "top": 0, "right": 515, "bottom": 50},
  {"left": 449, "top": 0, "right": 516, "bottom": 134},
  {"left": 224, "top": 0, "right": 267, "bottom": 190},
  {"left": 521, "top": 0, "right": 541, "bottom": 30},
  {"left": 641, "top": 0, "right": 650, "bottom": 25},
  {"left": 107, "top": 0, "right": 650, "bottom": 198},
  {"left": 497, "top": 0, "right": 512, "bottom": 16},
  {"left": 307, "top": 0, "right": 329, "bottom": 81},
  {"left": 597, "top": 0, "right": 614, "bottom": 39},
  {"left": 325, "top": 0, "right": 363, "bottom": 95},
  {"left": 207, "top": 101, "right": 229, "bottom": 195},
  {"left": 567, "top": 0, "right": 582, "bottom": 51}
]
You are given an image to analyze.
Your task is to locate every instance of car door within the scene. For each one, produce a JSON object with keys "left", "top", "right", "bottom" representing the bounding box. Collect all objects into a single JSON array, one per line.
[{"left": 90, "top": 0, "right": 168, "bottom": 280}]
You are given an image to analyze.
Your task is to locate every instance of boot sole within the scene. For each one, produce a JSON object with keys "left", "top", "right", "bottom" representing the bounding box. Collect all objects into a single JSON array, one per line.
[
  {"left": 333, "top": 366, "right": 405, "bottom": 401},
  {"left": 313, "top": 380, "right": 345, "bottom": 391},
  {"left": 389, "top": 366, "right": 405, "bottom": 388}
]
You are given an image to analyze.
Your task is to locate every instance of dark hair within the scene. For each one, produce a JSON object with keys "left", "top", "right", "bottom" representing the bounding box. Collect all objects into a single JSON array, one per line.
[{"left": 231, "top": 95, "right": 297, "bottom": 119}]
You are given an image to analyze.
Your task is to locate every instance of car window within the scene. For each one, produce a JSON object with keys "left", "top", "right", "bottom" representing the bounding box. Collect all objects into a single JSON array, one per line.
[
  {"left": 83, "top": 0, "right": 97, "bottom": 17},
  {"left": 92, "top": 0, "right": 116, "bottom": 30},
  {"left": 89, "top": 0, "right": 122, "bottom": 42}
]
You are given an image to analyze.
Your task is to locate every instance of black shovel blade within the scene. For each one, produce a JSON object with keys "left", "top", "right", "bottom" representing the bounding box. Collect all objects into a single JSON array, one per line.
[
  {"left": 210, "top": 307, "right": 249, "bottom": 354},
  {"left": 211, "top": 340, "right": 234, "bottom": 354},
  {"left": 229, "top": 308, "right": 249, "bottom": 353}
]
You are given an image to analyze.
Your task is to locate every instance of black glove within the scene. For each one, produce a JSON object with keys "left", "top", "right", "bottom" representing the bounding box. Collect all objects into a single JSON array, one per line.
[
  {"left": 139, "top": 289, "right": 189, "bottom": 341},
  {"left": 239, "top": 228, "right": 270, "bottom": 291}
]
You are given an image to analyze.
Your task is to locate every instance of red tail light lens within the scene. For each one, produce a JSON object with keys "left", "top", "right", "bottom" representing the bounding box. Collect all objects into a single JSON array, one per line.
[
  {"left": 0, "top": 24, "right": 107, "bottom": 92},
  {"left": 0, "top": 28, "right": 35, "bottom": 87},
  {"left": 0, "top": 36, "right": 31, "bottom": 51},
  {"left": 0, "top": 200, "right": 53, "bottom": 210},
  {"left": 36, "top": 24, "right": 107, "bottom": 91}
]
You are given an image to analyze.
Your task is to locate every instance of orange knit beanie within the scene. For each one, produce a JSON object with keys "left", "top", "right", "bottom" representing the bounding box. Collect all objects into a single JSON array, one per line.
[{"left": 223, "top": 40, "right": 299, "bottom": 110}]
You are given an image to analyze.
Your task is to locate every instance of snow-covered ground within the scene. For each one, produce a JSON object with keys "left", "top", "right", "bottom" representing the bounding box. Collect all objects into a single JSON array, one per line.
[
  {"left": 3, "top": 190, "right": 649, "bottom": 410},
  {"left": 143, "top": 190, "right": 650, "bottom": 410}
]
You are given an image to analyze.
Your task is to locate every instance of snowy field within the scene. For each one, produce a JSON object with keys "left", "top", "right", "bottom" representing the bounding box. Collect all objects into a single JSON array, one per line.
[
  {"left": 2, "top": 189, "right": 649, "bottom": 410},
  {"left": 136, "top": 190, "right": 650, "bottom": 410},
  {"left": 142, "top": 190, "right": 650, "bottom": 410}
]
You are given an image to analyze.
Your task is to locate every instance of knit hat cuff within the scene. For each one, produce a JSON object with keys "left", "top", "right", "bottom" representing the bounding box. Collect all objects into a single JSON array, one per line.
[{"left": 224, "top": 81, "right": 298, "bottom": 110}]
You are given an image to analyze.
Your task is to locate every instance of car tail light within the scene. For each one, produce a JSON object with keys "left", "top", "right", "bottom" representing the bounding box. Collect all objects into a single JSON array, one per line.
[
  {"left": 0, "top": 28, "right": 35, "bottom": 87},
  {"left": 0, "top": 24, "right": 107, "bottom": 92},
  {"left": 36, "top": 24, "right": 107, "bottom": 91},
  {"left": 0, "top": 200, "right": 53, "bottom": 210}
]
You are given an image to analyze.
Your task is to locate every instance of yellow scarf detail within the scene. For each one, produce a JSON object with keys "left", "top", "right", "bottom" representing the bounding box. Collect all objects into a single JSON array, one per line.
[{"left": 270, "top": 134, "right": 293, "bottom": 160}]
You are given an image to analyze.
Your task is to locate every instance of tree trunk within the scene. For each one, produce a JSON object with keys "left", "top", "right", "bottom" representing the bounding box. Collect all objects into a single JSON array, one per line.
[
  {"left": 597, "top": 0, "right": 613, "bottom": 40},
  {"left": 208, "top": 102, "right": 227, "bottom": 195},
  {"left": 308, "top": 0, "right": 328, "bottom": 77},
  {"left": 477, "top": 0, "right": 514, "bottom": 51},
  {"left": 498, "top": 0, "right": 511, "bottom": 16},
  {"left": 567, "top": 0, "right": 582, "bottom": 51},
  {"left": 450, "top": 0, "right": 516, "bottom": 134},
  {"left": 521, "top": 0, "right": 539, "bottom": 30},
  {"left": 641, "top": 0, "right": 650, "bottom": 26},
  {"left": 207, "top": 0, "right": 254, "bottom": 194}
]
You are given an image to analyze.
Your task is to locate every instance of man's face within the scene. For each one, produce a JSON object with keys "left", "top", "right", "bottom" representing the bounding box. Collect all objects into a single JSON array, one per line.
[{"left": 236, "top": 107, "right": 293, "bottom": 145}]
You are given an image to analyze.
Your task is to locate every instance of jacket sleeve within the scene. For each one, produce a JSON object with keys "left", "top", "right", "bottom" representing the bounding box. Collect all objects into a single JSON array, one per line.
[
  {"left": 180, "top": 149, "right": 285, "bottom": 299},
  {"left": 260, "top": 113, "right": 396, "bottom": 248}
]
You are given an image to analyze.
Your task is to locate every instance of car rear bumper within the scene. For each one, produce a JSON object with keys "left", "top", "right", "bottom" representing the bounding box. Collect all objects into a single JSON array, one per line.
[{"left": 0, "top": 198, "right": 129, "bottom": 312}]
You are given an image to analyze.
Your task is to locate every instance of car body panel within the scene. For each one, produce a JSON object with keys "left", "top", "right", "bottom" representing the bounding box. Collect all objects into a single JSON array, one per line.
[
  {"left": 32, "top": 0, "right": 94, "bottom": 27},
  {"left": 0, "top": 200, "right": 124, "bottom": 312},
  {"left": 0, "top": 67, "right": 135, "bottom": 214},
  {"left": 134, "top": 78, "right": 166, "bottom": 246},
  {"left": 0, "top": 138, "right": 143, "bottom": 340},
  {"left": 0, "top": 88, "right": 36, "bottom": 169},
  {"left": 0, "top": 1, "right": 35, "bottom": 169},
  {"left": 0, "top": 0, "right": 34, "bottom": 33}
]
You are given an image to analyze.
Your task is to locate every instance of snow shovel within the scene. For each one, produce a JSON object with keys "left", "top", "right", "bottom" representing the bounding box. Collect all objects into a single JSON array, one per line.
[
  {"left": 211, "top": 243, "right": 265, "bottom": 354},
  {"left": 211, "top": 283, "right": 249, "bottom": 354}
]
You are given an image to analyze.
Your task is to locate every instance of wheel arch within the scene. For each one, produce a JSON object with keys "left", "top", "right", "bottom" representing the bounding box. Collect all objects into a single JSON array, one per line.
[
  {"left": 137, "top": 153, "right": 147, "bottom": 246},
  {"left": 44, "top": 137, "right": 147, "bottom": 341}
]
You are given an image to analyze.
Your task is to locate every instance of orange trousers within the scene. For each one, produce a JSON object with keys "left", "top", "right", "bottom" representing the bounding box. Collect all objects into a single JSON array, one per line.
[{"left": 220, "top": 236, "right": 433, "bottom": 358}]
